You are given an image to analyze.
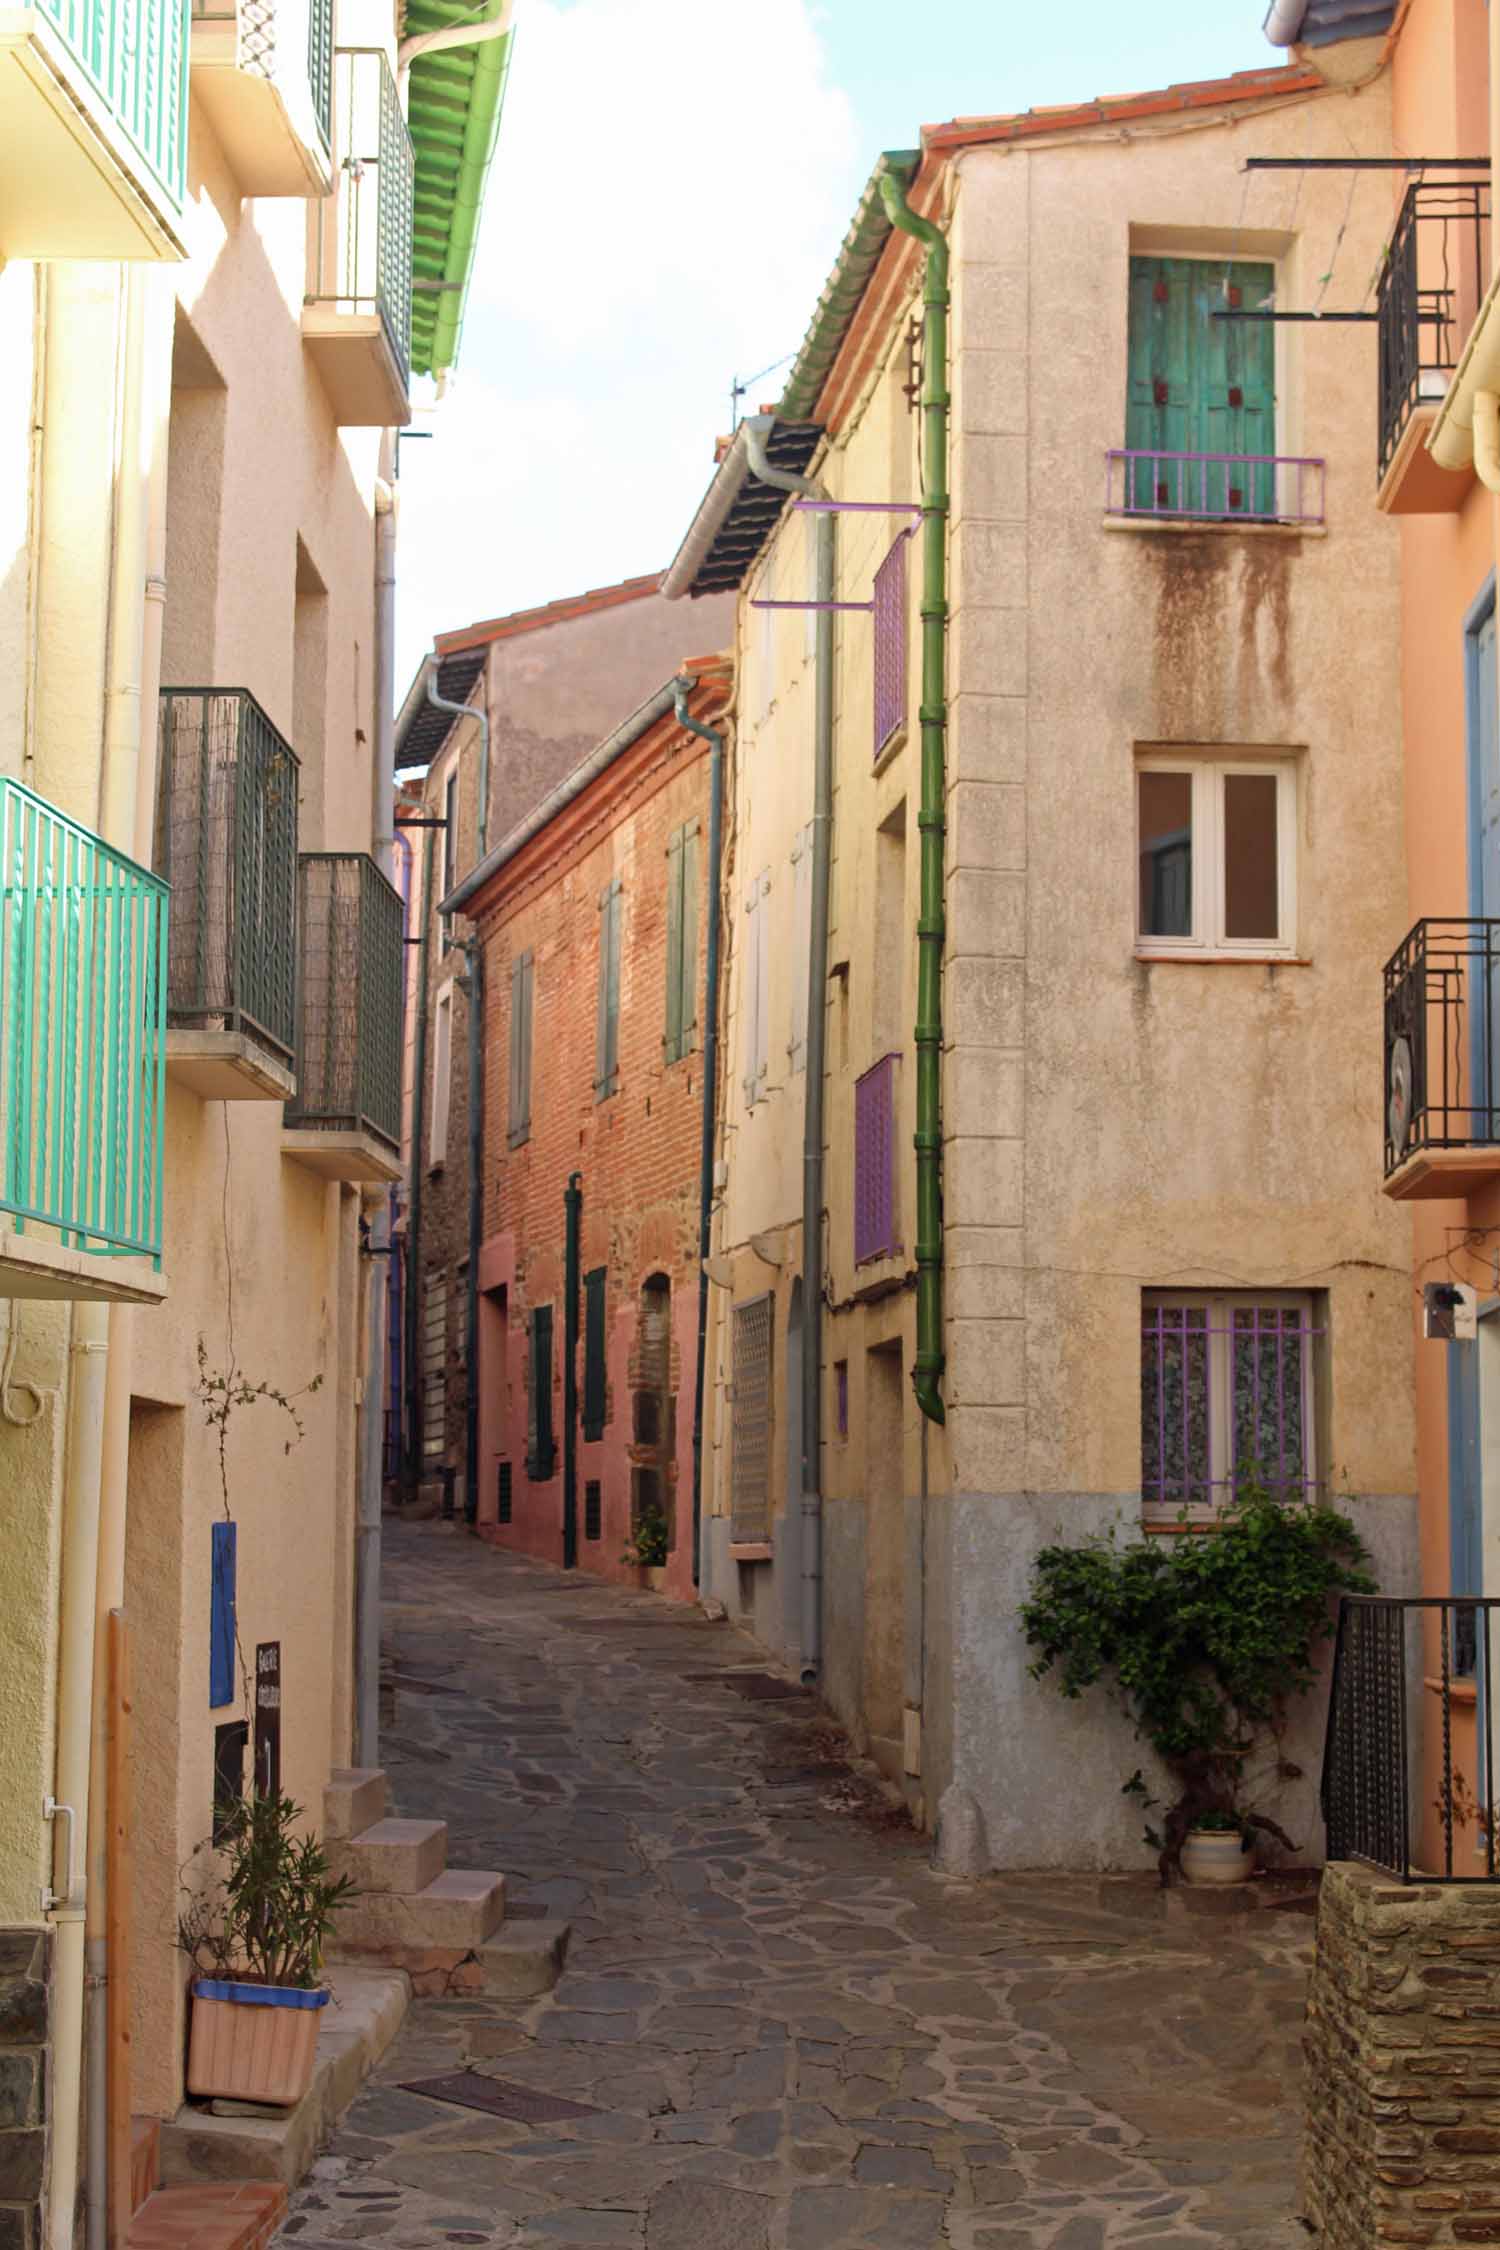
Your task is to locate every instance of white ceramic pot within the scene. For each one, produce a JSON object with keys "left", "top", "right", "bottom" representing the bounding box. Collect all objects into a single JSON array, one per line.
[{"left": 1181, "top": 1828, "right": 1256, "bottom": 1887}]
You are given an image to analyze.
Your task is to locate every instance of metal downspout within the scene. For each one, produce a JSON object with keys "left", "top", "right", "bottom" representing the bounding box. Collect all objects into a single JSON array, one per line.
[
  {"left": 563, "top": 1175, "right": 581, "bottom": 1569},
  {"left": 742, "top": 418, "right": 833, "bottom": 1683},
  {"left": 425, "top": 663, "right": 490, "bottom": 1527},
  {"left": 672, "top": 679, "right": 724, "bottom": 1590},
  {"left": 879, "top": 175, "right": 950, "bottom": 1428},
  {"left": 404, "top": 826, "right": 436, "bottom": 1492}
]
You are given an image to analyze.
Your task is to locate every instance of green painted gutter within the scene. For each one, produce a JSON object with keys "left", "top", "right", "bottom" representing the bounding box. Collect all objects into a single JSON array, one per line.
[
  {"left": 778, "top": 149, "right": 919, "bottom": 422},
  {"left": 878, "top": 172, "right": 949, "bottom": 1428},
  {"left": 405, "top": 0, "right": 513, "bottom": 379}
]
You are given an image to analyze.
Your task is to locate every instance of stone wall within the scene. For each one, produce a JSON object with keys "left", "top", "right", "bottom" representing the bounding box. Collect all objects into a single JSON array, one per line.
[
  {"left": 1304, "top": 1862, "right": 1500, "bottom": 2246},
  {"left": 0, "top": 1930, "right": 50, "bottom": 2250}
]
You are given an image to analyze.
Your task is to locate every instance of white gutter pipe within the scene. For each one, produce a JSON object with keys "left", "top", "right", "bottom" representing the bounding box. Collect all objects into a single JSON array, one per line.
[
  {"left": 1262, "top": 0, "right": 1308, "bottom": 44},
  {"left": 397, "top": 0, "right": 511, "bottom": 83}
]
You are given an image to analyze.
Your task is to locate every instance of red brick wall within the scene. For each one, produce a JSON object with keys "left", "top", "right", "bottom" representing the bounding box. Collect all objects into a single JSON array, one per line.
[{"left": 471, "top": 713, "right": 712, "bottom": 1597}]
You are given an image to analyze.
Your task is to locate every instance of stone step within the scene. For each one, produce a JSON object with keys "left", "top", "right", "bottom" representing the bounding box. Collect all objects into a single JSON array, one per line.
[
  {"left": 327, "top": 1815, "right": 448, "bottom": 1894},
  {"left": 126, "top": 2182, "right": 287, "bottom": 2250},
  {"left": 479, "top": 1919, "right": 571, "bottom": 2000},
  {"left": 131, "top": 2116, "right": 161, "bottom": 2213},
  {"left": 323, "top": 1766, "right": 388, "bottom": 1841},
  {"left": 328, "top": 1867, "right": 506, "bottom": 1958}
]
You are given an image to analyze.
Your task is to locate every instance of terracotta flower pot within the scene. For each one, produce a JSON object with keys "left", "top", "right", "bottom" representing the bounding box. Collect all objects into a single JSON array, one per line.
[
  {"left": 186, "top": 1978, "right": 329, "bottom": 2106},
  {"left": 1181, "top": 1829, "right": 1256, "bottom": 1887}
]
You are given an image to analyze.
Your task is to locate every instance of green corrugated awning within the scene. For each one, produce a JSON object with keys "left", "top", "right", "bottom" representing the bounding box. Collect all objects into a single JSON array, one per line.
[{"left": 405, "top": 0, "right": 513, "bottom": 380}]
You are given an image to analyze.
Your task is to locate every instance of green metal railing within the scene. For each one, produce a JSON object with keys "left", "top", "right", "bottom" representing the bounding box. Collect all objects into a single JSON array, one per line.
[
  {"left": 0, "top": 778, "right": 168, "bottom": 1268},
  {"left": 307, "top": 47, "right": 413, "bottom": 385},
  {"left": 286, "top": 853, "right": 401, "bottom": 1146},
  {"left": 188, "top": 0, "right": 330, "bottom": 149},
  {"left": 306, "top": 0, "right": 331, "bottom": 147},
  {"left": 155, "top": 690, "right": 299, "bottom": 1064},
  {"left": 41, "top": 0, "right": 190, "bottom": 210}
]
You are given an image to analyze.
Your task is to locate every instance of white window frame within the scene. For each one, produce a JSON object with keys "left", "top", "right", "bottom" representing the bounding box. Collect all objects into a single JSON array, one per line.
[
  {"left": 1135, "top": 751, "right": 1297, "bottom": 960},
  {"left": 430, "top": 980, "right": 454, "bottom": 1168},
  {"left": 1142, "top": 1287, "right": 1319, "bottom": 1524}
]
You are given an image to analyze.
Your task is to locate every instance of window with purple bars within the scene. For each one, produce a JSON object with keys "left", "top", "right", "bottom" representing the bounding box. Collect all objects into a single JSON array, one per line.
[
  {"left": 1140, "top": 1292, "right": 1320, "bottom": 1522},
  {"left": 854, "top": 1054, "right": 899, "bottom": 1264},
  {"left": 872, "top": 537, "right": 908, "bottom": 759}
]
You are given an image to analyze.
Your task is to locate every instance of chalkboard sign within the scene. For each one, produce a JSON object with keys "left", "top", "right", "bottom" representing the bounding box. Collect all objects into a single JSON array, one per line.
[{"left": 254, "top": 1640, "right": 282, "bottom": 1800}]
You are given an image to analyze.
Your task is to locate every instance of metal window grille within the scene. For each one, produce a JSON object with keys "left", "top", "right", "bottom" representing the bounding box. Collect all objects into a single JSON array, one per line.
[
  {"left": 155, "top": 689, "right": 299, "bottom": 1063},
  {"left": 582, "top": 1267, "right": 607, "bottom": 1442},
  {"left": 854, "top": 1053, "right": 899, "bottom": 1264},
  {"left": 872, "top": 537, "right": 907, "bottom": 758},
  {"left": 1140, "top": 1296, "right": 1320, "bottom": 1522},
  {"left": 1378, "top": 179, "right": 1490, "bottom": 483},
  {"left": 1105, "top": 450, "right": 1324, "bottom": 525},
  {"left": 497, "top": 1459, "right": 512, "bottom": 1524},
  {"left": 1323, "top": 1596, "right": 1499, "bottom": 1884},
  {"left": 731, "top": 1295, "right": 773, "bottom": 1543},
  {"left": 43, "top": 0, "right": 190, "bottom": 208},
  {"left": 584, "top": 1479, "right": 601, "bottom": 1542},
  {"left": 285, "top": 853, "right": 402, "bottom": 1146},
  {"left": 308, "top": 48, "right": 413, "bottom": 385},
  {"left": 0, "top": 777, "right": 168, "bottom": 1266},
  {"left": 1384, "top": 919, "right": 1500, "bottom": 1173}
]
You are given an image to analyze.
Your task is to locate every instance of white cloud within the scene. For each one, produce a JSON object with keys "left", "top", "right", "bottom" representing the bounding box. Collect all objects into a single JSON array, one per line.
[{"left": 395, "top": 0, "right": 860, "bottom": 682}]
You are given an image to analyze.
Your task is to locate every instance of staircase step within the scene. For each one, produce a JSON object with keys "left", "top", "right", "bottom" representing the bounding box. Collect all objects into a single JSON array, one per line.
[
  {"left": 323, "top": 1766, "right": 388, "bottom": 1841},
  {"left": 328, "top": 1815, "right": 447, "bottom": 1894},
  {"left": 329, "top": 1867, "right": 506, "bottom": 1957},
  {"left": 478, "top": 1919, "right": 571, "bottom": 1999},
  {"left": 126, "top": 2181, "right": 286, "bottom": 2250},
  {"left": 131, "top": 2116, "right": 161, "bottom": 2214}
]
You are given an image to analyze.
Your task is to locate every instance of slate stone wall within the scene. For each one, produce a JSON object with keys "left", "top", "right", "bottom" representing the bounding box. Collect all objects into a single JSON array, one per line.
[
  {"left": 1304, "top": 1862, "right": 1500, "bottom": 2245},
  {"left": 0, "top": 1930, "right": 49, "bottom": 2250}
]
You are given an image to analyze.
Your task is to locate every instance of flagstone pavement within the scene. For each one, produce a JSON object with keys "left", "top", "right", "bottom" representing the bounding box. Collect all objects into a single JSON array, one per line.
[{"left": 275, "top": 1520, "right": 1314, "bottom": 2250}]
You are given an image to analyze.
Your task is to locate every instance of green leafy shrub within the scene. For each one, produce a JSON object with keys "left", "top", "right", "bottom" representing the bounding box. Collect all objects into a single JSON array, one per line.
[
  {"left": 180, "top": 1792, "right": 356, "bottom": 1989},
  {"left": 1021, "top": 1485, "right": 1373, "bottom": 1880},
  {"left": 622, "top": 1504, "right": 669, "bottom": 1569}
]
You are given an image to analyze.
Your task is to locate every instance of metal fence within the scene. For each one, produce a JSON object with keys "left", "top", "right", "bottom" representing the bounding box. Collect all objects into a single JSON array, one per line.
[
  {"left": 1377, "top": 177, "right": 1490, "bottom": 482},
  {"left": 1383, "top": 918, "right": 1500, "bottom": 1173},
  {"left": 42, "top": 0, "right": 189, "bottom": 208},
  {"left": 307, "top": 46, "right": 413, "bottom": 384},
  {"left": 1105, "top": 449, "right": 1325, "bottom": 526},
  {"left": 1323, "top": 1595, "right": 1498, "bottom": 1883},
  {"left": 0, "top": 777, "right": 168, "bottom": 1266},
  {"left": 155, "top": 689, "right": 299, "bottom": 1064},
  {"left": 286, "top": 853, "right": 402, "bottom": 1145}
]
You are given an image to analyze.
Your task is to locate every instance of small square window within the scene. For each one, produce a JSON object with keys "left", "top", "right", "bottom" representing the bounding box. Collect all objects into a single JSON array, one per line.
[{"left": 1136, "top": 754, "right": 1296, "bottom": 957}]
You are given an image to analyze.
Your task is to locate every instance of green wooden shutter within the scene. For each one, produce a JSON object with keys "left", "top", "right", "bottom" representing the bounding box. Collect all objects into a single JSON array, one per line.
[
  {"left": 595, "top": 880, "right": 621, "bottom": 1098},
  {"left": 509, "top": 950, "right": 532, "bottom": 1147},
  {"left": 1125, "top": 257, "right": 1276, "bottom": 515},
  {"left": 664, "top": 827, "right": 684, "bottom": 1063},
  {"left": 582, "top": 1267, "right": 607, "bottom": 1440},
  {"left": 527, "top": 1304, "right": 555, "bottom": 1480},
  {"left": 680, "top": 824, "right": 699, "bottom": 1054}
]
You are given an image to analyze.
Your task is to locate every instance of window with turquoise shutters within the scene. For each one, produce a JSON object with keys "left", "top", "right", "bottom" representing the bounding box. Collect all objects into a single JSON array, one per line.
[
  {"left": 664, "top": 822, "right": 699, "bottom": 1064},
  {"left": 595, "top": 879, "right": 622, "bottom": 1100},
  {"left": 1125, "top": 257, "right": 1276, "bottom": 517}
]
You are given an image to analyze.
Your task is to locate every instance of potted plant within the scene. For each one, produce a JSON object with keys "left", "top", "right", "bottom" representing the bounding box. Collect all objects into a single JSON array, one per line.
[
  {"left": 621, "top": 1503, "right": 670, "bottom": 1590},
  {"left": 180, "top": 1791, "right": 357, "bottom": 2106},
  {"left": 1180, "top": 1808, "right": 1257, "bottom": 1887}
]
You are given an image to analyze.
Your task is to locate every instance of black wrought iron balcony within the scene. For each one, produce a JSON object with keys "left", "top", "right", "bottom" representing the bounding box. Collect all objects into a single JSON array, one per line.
[
  {"left": 284, "top": 852, "right": 402, "bottom": 1182},
  {"left": 1377, "top": 176, "right": 1489, "bottom": 503},
  {"left": 1383, "top": 918, "right": 1500, "bottom": 1196},
  {"left": 155, "top": 689, "right": 299, "bottom": 1100}
]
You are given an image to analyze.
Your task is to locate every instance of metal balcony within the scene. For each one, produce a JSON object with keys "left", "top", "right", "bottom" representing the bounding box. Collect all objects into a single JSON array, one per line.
[
  {"left": 302, "top": 45, "right": 413, "bottom": 427},
  {"left": 1105, "top": 449, "right": 1325, "bottom": 527},
  {"left": 155, "top": 689, "right": 300, "bottom": 1100},
  {"left": 283, "top": 852, "right": 402, "bottom": 1183},
  {"left": 0, "top": 778, "right": 168, "bottom": 1303},
  {"left": 0, "top": 0, "right": 189, "bottom": 257},
  {"left": 188, "top": 0, "right": 332, "bottom": 196},
  {"left": 1376, "top": 177, "right": 1490, "bottom": 512},
  {"left": 1383, "top": 917, "right": 1500, "bottom": 1198}
]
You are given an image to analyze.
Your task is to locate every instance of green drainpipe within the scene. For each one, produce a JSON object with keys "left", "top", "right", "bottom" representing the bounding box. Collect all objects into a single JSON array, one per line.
[{"left": 879, "top": 173, "right": 949, "bottom": 1427}]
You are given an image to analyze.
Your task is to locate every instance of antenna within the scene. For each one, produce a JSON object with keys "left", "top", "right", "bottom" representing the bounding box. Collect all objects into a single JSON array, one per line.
[{"left": 729, "top": 350, "right": 796, "bottom": 431}]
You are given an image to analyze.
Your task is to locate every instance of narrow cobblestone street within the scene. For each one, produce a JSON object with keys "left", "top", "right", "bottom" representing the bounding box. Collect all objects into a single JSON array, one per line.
[{"left": 277, "top": 1523, "right": 1311, "bottom": 2250}]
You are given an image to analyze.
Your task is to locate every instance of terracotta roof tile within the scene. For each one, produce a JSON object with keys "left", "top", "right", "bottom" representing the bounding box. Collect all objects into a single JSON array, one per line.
[
  {"left": 435, "top": 571, "right": 667, "bottom": 656},
  {"left": 922, "top": 63, "right": 1325, "bottom": 154}
]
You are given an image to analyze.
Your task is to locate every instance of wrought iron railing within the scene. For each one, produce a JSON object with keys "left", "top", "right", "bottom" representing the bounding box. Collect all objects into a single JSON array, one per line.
[
  {"left": 1383, "top": 918, "right": 1500, "bottom": 1173},
  {"left": 0, "top": 778, "right": 168, "bottom": 1267},
  {"left": 307, "top": 46, "right": 413, "bottom": 385},
  {"left": 1324, "top": 1595, "right": 1498, "bottom": 1883},
  {"left": 286, "top": 853, "right": 402, "bottom": 1146},
  {"left": 155, "top": 690, "right": 299, "bottom": 1064},
  {"left": 1377, "top": 177, "right": 1490, "bottom": 483},
  {"left": 1105, "top": 449, "right": 1325, "bottom": 526},
  {"left": 39, "top": 0, "right": 189, "bottom": 208}
]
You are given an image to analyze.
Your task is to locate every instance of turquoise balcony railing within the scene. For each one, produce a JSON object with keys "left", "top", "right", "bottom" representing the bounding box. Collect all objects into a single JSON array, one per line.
[
  {"left": 40, "top": 0, "right": 190, "bottom": 210},
  {"left": 0, "top": 778, "right": 169, "bottom": 1269}
]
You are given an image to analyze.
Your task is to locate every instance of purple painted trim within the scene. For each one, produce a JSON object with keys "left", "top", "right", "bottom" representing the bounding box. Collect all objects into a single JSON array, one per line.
[
  {"left": 748, "top": 599, "right": 874, "bottom": 612},
  {"left": 1105, "top": 449, "right": 1326, "bottom": 526},
  {"left": 193, "top": 1978, "right": 330, "bottom": 2010},
  {"left": 790, "top": 499, "right": 924, "bottom": 515}
]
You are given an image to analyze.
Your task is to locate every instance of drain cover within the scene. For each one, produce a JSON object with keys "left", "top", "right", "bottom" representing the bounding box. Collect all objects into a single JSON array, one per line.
[
  {"left": 401, "top": 2071, "right": 601, "bottom": 2122},
  {"left": 682, "top": 1669, "right": 807, "bottom": 1701}
]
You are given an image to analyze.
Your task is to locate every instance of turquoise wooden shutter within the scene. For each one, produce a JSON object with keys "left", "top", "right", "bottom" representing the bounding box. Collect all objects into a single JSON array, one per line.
[
  {"left": 1126, "top": 257, "right": 1276, "bottom": 516},
  {"left": 595, "top": 881, "right": 621, "bottom": 1098},
  {"left": 583, "top": 1267, "right": 607, "bottom": 1440},
  {"left": 664, "top": 828, "right": 684, "bottom": 1063},
  {"left": 682, "top": 825, "right": 699, "bottom": 1052}
]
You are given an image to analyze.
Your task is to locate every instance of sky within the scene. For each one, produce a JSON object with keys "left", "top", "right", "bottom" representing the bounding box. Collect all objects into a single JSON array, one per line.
[{"left": 392, "top": 0, "right": 1276, "bottom": 686}]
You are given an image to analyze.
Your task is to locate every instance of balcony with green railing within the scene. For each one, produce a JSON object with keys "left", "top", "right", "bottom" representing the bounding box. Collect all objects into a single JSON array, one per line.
[
  {"left": 187, "top": 0, "right": 332, "bottom": 197},
  {"left": 0, "top": 0, "right": 189, "bottom": 259},
  {"left": 283, "top": 853, "right": 403, "bottom": 1183},
  {"left": 155, "top": 689, "right": 300, "bottom": 1102},
  {"left": 0, "top": 778, "right": 169, "bottom": 1304},
  {"left": 302, "top": 45, "right": 414, "bottom": 428}
]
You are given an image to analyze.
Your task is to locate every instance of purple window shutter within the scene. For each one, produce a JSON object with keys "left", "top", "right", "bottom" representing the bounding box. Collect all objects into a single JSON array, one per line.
[
  {"left": 855, "top": 1054, "right": 897, "bottom": 1262},
  {"left": 872, "top": 538, "right": 907, "bottom": 758}
]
